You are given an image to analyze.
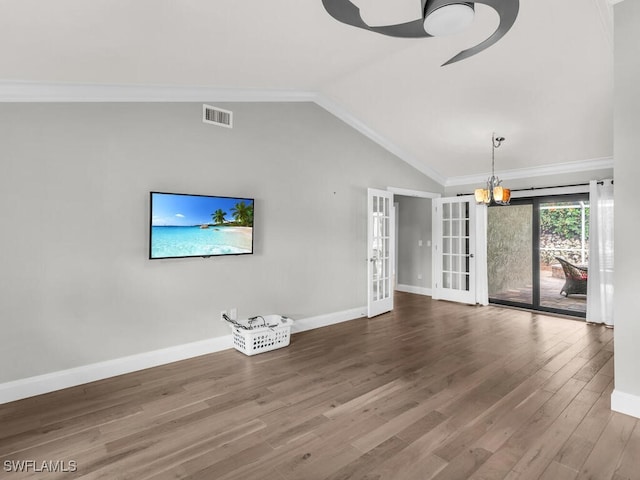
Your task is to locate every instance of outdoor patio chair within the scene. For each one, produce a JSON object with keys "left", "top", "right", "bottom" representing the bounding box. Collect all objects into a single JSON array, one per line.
[{"left": 555, "top": 257, "right": 588, "bottom": 296}]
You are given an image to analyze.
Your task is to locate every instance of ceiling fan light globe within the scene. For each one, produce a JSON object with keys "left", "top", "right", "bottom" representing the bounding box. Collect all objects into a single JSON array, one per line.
[{"left": 424, "top": 3, "right": 475, "bottom": 37}]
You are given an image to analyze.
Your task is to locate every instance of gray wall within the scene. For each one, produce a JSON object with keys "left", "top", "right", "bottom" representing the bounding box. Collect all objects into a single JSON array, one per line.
[
  {"left": 396, "top": 196, "right": 432, "bottom": 289},
  {"left": 0, "top": 102, "right": 442, "bottom": 383},
  {"left": 614, "top": 2, "right": 640, "bottom": 401}
]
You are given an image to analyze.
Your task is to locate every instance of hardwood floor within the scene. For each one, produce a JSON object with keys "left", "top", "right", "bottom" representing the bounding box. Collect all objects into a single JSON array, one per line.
[{"left": 1, "top": 292, "right": 637, "bottom": 479}]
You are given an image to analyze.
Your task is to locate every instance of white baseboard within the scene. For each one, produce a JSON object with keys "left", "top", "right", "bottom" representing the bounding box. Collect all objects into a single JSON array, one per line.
[
  {"left": 0, "top": 306, "right": 366, "bottom": 405},
  {"left": 396, "top": 284, "right": 432, "bottom": 297},
  {"left": 611, "top": 389, "right": 640, "bottom": 420},
  {"left": 0, "top": 336, "right": 233, "bottom": 405},
  {"left": 290, "top": 306, "right": 366, "bottom": 334}
]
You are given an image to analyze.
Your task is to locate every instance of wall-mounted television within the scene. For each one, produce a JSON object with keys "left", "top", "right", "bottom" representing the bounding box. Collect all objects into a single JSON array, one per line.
[{"left": 149, "top": 192, "right": 254, "bottom": 259}]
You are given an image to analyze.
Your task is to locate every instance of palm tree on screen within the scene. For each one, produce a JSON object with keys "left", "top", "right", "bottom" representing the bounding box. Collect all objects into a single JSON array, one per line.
[
  {"left": 212, "top": 209, "right": 227, "bottom": 225},
  {"left": 231, "top": 202, "right": 253, "bottom": 227}
]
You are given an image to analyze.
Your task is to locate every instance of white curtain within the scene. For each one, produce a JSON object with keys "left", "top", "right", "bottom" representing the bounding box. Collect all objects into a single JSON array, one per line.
[
  {"left": 586, "top": 179, "right": 614, "bottom": 326},
  {"left": 475, "top": 204, "right": 489, "bottom": 306}
]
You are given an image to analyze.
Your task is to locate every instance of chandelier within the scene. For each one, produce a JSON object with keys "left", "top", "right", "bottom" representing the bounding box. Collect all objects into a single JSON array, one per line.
[{"left": 474, "top": 134, "right": 510, "bottom": 205}]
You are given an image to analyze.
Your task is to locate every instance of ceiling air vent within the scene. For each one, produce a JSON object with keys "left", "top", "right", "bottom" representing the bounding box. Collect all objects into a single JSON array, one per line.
[{"left": 202, "top": 104, "right": 233, "bottom": 128}]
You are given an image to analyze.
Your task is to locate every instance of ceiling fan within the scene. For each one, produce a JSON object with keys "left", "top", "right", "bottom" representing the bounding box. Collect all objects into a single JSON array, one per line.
[{"left": 321, "top": 0, "right": 519, "bottom": 66}]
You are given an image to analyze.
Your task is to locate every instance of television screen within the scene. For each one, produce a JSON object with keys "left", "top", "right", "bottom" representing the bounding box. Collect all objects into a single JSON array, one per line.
[{"left": 149, "top": 192, "right": 254, "bottom": 259}]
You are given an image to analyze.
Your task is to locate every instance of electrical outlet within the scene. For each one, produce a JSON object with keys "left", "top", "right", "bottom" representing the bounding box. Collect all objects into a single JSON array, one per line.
[
  {"left": 230, "top": 308, "right": 237, "bottom": 320},
  {"left": 418, "top": 274, "right": 423, "bottom": 280},
  {"left": 418, "top": 240, "right": 423, "bottom": 247},
  {"left": 220, "top": 310, "right": 228, "bottom": 321}
]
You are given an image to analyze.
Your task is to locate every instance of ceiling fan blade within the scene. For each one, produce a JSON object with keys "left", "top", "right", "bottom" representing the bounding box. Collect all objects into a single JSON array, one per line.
[
  {"left": 321, "top": 0, "right": 370, "bottom": 31},
  {"left": 442, "top": 0, "right": 519, "bottom": 65},
  {"left": 371, "top": 20, "right": 433, "bottom": 38},
  {"left": 322, "top": 0, "right": 432, "bottom": 38},
  {"left": 364, "top": 0, "right": 431, "bottom": 37}
]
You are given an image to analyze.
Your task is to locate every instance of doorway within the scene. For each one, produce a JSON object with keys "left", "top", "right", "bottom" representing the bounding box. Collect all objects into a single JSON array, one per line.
[
  {"left": 367, "top": 187, "right": 439, "bottom": 317},
  {"left": 394, "top": 195, "right": 433, "bottom": 296},
  {"left": 487, "top": 194, "right": 589, "bottom": 317},
  {"left": 388, "top": 187, "right": 440, "bottom": 298}
]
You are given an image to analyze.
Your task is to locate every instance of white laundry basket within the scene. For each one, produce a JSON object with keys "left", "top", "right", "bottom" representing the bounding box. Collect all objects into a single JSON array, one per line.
[{"left": 230, "top": 315, "right": 293, "bottom": 356}]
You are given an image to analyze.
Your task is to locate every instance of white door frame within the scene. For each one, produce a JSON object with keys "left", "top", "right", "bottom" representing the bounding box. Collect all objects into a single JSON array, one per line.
[{"left": 387, "top": 187, "right": 441, "bottom": 200}]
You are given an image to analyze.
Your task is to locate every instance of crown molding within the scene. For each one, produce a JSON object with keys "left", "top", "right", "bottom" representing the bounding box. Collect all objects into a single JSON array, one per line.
[
  {"left": 0, "top": 82, "right": 613, "bottom": 188},
  {"left": 444, "top": 156, "right": 615, "bottom": 187},
  {"left": 0, "top": 81, "right": 317, "bottom": 103}
]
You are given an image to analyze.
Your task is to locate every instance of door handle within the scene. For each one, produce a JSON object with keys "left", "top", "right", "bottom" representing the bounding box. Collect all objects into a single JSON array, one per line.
[{"left": 470, "top": 254, "right": 475, "bottom": 258}]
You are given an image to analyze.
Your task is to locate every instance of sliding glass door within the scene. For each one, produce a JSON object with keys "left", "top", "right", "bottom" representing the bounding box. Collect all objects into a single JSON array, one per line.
[
  {"left": 538, "top": 198, "right": 589, "bottom": 315},
  {"left": 488, "top": 194, "right": 589, "bottom": 317},
  {"left": 487, "top": 202, "right": 533, "bottom": 305}
]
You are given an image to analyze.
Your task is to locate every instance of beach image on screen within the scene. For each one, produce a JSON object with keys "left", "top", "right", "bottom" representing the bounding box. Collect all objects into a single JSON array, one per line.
[{"left": 150, "top": 193, "right": 254, "bottom": 259}]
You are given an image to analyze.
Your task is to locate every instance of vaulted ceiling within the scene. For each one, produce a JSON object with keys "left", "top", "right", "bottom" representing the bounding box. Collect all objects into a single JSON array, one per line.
[{"left": 0, "top": 0, "right": 614, "bottom": 185}]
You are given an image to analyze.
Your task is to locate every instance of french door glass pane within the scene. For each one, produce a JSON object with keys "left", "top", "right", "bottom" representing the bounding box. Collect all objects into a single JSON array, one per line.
[
  {"left": 371, "top": 196, "right": 391, "bottom": 303},
  {"left": 441, "top": 200, "right": 471, "bottom": 293},
  {"left": 487, "top": 204, "right": 533, "bottom": 304}
]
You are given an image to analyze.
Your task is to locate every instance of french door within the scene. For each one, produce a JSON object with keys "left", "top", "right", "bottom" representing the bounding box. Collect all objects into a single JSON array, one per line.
[
  {"left": 432, "top": 196, "right": 477, "bottom": 304},
  {"left": 367, "top": 188, "right": 395, "bottom": 317}
]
